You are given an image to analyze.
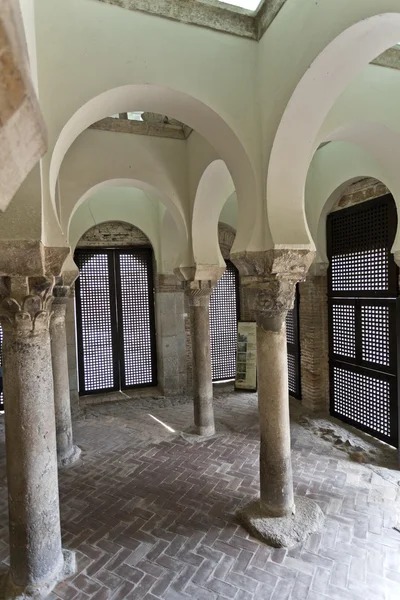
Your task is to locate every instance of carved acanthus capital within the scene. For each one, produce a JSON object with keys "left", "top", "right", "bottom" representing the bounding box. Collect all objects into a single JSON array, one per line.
[
  {"left": 0, "top": 276, "right": 55, "bottom": 333},
  {"left": 231, "top": 249, "right": 315, "bottom": 326}
]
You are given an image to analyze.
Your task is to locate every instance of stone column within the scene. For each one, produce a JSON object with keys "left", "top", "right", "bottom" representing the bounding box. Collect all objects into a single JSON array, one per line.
[
  {"left": 0, "top": 276, "right": 75, "bottom": 598},
  {"left": 232, "top": 250, "right": 324, "bottom": 547},
  {"left": 51, "top": 286, "right": 81, "bottom": 467},
  {"left": 185, "top": 280, "right": 216, "bottom": 436},
  {"left": 298, "top": 262, "right": 329, "bottom": 412}
]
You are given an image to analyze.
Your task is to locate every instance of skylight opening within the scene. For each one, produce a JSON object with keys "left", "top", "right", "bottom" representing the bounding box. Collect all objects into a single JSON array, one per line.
[{"left": 220, "top": 0, "right": 261, "bottom": 10}]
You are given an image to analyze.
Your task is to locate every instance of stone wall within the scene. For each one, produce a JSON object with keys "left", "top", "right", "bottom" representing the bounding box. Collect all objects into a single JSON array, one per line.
[
  {"left": 331, "top": 177, "right": 389, "bottom": 212},
  {"left": 76, "top": 221, "right": 151, "bottom": 247}
]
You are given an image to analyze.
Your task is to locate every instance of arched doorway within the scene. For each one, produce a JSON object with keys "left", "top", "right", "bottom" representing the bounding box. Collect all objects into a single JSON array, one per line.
[
  {"left": 74, "top": 222, "right": 157, "bottom": 395},
  {"left": 327, "top": 191, "right": 399, "bottom": 447},
  {"left": 209, "top": 223, "right": 240, "bottom": 382}
]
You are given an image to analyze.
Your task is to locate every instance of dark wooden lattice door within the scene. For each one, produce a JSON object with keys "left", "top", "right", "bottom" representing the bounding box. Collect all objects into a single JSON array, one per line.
[
  {"left": 286, "top": 286, "right": 301, "bottom": 399},
  {"left": 210, "top": 261, "right": 240, "bottom": 381},
  {"left": 75, "top": 248, "right": 157, "bottom": 395},
  {"left": 327, "top": 195, "right": 399, "bottom": 447}
]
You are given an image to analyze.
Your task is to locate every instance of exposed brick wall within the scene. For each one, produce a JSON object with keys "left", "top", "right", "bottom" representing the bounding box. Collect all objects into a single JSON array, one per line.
[
  {"left": 331, "top": 178, "right": 389, "bottom": 212},
  {"left": 77, "top": 221, "right": 151, "bottom": 247},
  {"left": 299, "top": 274, "right": 329, "bottom": 412}
]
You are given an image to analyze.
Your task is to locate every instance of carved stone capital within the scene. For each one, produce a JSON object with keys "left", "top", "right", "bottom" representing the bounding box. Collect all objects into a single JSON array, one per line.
[
  {"left": 184, "top": 280, "right": 216, "bottom": 307},
  {"left": 0, "top": 276, "right": 55, "bottom": 333},
  {"left": 173, "top": 264, "right": 225, "bottom": 284},
  {"left": 231, "top": 249, "right": 315, "bottom": 327}
]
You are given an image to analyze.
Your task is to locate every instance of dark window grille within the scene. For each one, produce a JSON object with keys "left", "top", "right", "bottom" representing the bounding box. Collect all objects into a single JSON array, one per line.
[
  {"left": 327, "top": 195, "right": 399, "bottom": 447},
  {"left": 286, "top": 286, "right": 301, "bottom": 399},
  {"left": 210, "top": 261, "right": 240, "bottom": 381},
  {"left": 115, "top": 252, "right": 157, "bottom": 388},
  {"left": 75, "top": 248, "right": 157, "bottom": 395}
]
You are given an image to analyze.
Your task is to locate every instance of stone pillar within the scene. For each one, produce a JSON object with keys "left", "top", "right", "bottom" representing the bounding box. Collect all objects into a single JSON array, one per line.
[
  {"left": 0, "top": 276, "right": 75, "bottom": 598},
  {"left": 155, "top": 275, "right": 187, "bottom": 396},
  {"left": 232, "top": 250, "right": 324, "bottom": 547},
  {"left": 257, "top": 305, "right": 294, "bottom": 517},
  {"left": 185, "top": 280, "right": 216, "bottom": 436},
  {"left": 298, "top": 262, "right": 329, "bottom": 412},
  {"left": 51, "top": 286, "right": 81, "bottom": 467}
]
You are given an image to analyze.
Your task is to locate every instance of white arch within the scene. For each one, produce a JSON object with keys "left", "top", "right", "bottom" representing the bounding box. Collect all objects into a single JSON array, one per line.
[
  {"left": 67, "top": 179, "right": 189, "bottom": 268},
  {"left": 50, "top": 85, "right": 258, "bottom": 253},
  {"left": 267, "top": 13, "right": 400, "bottom": 248},
  {"left": 305, "top": 140, "right": 395, "bottom": 264},
  {"left": 68, "top": 178, "right": 187, "bottom": 242},
  {"left": 192, "top": 160, "right": 235, "bottom": 268}
]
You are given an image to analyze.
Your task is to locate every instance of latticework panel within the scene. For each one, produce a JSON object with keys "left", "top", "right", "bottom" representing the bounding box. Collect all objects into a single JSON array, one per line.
[
  {"left": 332, "top": 304, "right": 356, "bottom": 358},
  {"left": 75, "top": 252, "right": 117, "bottom": 394},
  {"left": 361, "top": 305, "right": 390, "bottom": 367},
  {"left": 117, "top": 252, "right": 156, "bottom": 387},
  {"left": 327, "top": 195, "right": 398, "bottom": 447},
  {"left": 210, "top": 262, "right": 239, "bottom": 381},
  {"left": 287, "top": 352, "right": 296, "bottom": 396},
  {"left": 332, "top": 365, "right": 392, "bottom": 442},
  {"left": 328, "top": 196, "right": 397, "bottom": 296},
  {"left": 286, "top": 307, "right": 294, "bottom": 345},
  {"left": 331, "top": 249, "right": 388, "bottom": 293},
  {"left": 286, "top": 287, "right": 301, "bottom": 398}
]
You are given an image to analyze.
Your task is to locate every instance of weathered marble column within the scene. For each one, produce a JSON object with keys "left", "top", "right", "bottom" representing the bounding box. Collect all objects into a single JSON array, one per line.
[
  {"left": 0, "top": 276, "right": 75, "bottom": 598},
  {"left": 232, "top": 250, "right": 324, "bottom": 547},
  {"left": 185, "top": 280, "right": 216, "bottom": 436},
  {"left": 51, "top": 286, "right": 81, "bottom": 468}
]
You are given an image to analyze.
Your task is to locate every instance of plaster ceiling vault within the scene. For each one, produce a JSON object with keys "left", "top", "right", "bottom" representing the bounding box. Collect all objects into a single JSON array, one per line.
[{"left": 2, "top": 0, "right": 400, "bottom": 277}]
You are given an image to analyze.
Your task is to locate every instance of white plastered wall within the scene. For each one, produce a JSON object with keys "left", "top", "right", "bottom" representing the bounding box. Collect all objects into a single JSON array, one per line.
[
  {"left": 305, "top": 63, "right": 400, "bottom": 259},
  {"left": 260, "top": 0, "right": 400, "bottom": 247},
  {"left": 305, "top": 142, "right": 392, "bottom": 263},
  {"left": 17, "top": 0, "right": 400, "bottom": 257},
  {"left": 30, "top": 0, "right": 261, "bottom": 254}
]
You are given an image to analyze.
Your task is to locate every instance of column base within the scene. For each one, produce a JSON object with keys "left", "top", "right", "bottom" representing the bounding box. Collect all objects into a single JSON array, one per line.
[
  {"left": 237, "top": 496, "right": 324, "bottom": 548},
  {"left": 2, "top": 549, "right": 76, "bottom": 600},
  {"left": 196, "top": 425, "right": 215, "bottom": 437},
  {"left": 58, "top": 445, "right": 81, "bottom": 469}
]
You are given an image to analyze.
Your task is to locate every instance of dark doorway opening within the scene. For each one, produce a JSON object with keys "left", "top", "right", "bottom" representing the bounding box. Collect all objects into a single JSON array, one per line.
[
  {"left": 75, "top": 248, "right": 157, "bottom": 395},
  {"left": 287, "top": 286, "right": 301, "bottom": 399},
  {"left": 327, "top": 194, "right": 399, "bottom": 447},
  {"left": 210, "top": 260, "right": 240, "bottom": 382}
]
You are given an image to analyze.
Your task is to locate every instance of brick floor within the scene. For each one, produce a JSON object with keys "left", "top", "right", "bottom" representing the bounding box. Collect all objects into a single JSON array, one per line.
[{"left": 0, "top": 392, "right": 400, "bottom": 599}]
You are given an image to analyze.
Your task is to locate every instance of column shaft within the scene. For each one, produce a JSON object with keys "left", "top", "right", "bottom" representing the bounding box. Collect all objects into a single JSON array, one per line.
[
  {"left": 2, "top": 314, "right": 64, "bottom": 593},
  {"left": 257, "top": 315, "right": 294, "bottom": 517},
  {"left": 190, "top": 296, "right": 215, "bottom": 435},
  {"left": 50, "top": 298, "right": 81, "bottom": 467}
]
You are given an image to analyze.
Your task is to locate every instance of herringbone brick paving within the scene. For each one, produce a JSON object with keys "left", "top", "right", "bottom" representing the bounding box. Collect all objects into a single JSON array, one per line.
[{"left": 0, "top": 392, "right": 400, "bottom": 599}]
